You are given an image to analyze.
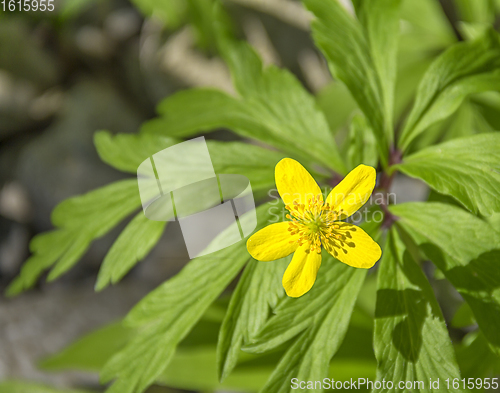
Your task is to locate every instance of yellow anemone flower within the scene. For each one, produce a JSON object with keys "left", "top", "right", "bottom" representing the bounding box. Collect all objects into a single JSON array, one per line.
[{"left": 247, "top": 158, "right": 382, "bottom": 298}]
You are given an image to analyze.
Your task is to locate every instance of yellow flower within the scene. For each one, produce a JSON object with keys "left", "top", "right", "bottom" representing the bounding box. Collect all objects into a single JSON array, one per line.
[{"left": 247, "top": 158, "right": 382, "bottom": 298}]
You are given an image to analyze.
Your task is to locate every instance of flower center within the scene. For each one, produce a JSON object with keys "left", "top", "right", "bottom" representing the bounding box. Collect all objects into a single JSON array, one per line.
[{"left": 285, "top": 195, "right": 345, "bottom": 254}]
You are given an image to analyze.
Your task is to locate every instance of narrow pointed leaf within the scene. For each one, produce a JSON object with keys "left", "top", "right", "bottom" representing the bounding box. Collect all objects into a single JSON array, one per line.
[
  {"left": 100, "top": 204, "right": 277, "bottom": 393},
  {"left": 374, "top": 227, "right": 463, "bottom": 392},
  {"left": 244, "top": 251, "right": 369, "bottom": 393},
  {"left": 398, "top": 29, "right": 500, "bottom": 150},
  {"left": 217, "top": 258, "right": 287, "bottom": 381},
  {"left": 95, "top": 212, "right": 167, "bottom": 291},
  {"left": 390, "top": 202, "right": 500, "bottom": 352},
  {"left": 304, "top": 0, "right": 401, "bottom": 165}
]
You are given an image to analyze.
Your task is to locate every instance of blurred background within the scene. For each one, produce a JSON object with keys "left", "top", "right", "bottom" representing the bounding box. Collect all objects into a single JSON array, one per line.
[{"left": 0, "top": 0, "right": 498, "bottom": 392}]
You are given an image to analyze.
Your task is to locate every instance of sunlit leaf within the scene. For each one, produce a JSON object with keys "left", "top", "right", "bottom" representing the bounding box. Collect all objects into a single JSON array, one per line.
[
  {"left": 394, "top": 133, "right": 500, "bottom": 216},
  {"left": 347, "top": 113, "right": 378, "bottom": 170},
  {"left": 217, "top": 258, "right": 287, "bottom": 381},
  {"left": 398, "top": 29, "right": 500, "bottom": 150},
  {"left": 244, "top": 253, "right": 367, "bottom": 393},
  {"left": 95, "top": 213, "right": 166, "bottom": 291},
  {"left": 374, "top": 226, "right": 463, "bottom": 392},
  {"left": 149, "top": 37, "right": 346, "bottom": 174},
  {"left": 390, "top": 202, "right": 500, "bottom": 353},
  {"left": 6, "top": 180, "right": 141, "bottom": 295},
  {"left": 304, "top": 0, "right": 401, "bottom": 166},
  {"left": 100, "top": 204, "right": 276, "bottom": 393},
  {"left": 457, "top": 331, "right": 500, "bottom": 379}
]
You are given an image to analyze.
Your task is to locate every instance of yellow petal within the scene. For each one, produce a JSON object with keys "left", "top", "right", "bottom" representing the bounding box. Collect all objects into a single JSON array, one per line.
[
  {"left": 282, "top": 244, "right": 322, "bottom": 297},
  {"left": 325, "top": 164, "right": 376, "bottom": 218},
  {"left": 275, "top": 158, "right": 323, "bottom": 207},
  {"left": 323, "top": 223, "right": 381, "bottom": 269},
  {"left": 247, "top": 222, "right": 299, "bottom": 262}
]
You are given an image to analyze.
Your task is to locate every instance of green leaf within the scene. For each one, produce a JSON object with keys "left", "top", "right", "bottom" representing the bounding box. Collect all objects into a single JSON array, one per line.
[
  {"left": 129, "top": 0, "right": 187, "bottom": 28},
  {"left": 244, "top": 253, "right": 367, "bottom": 393},
  {"left": 451, "top": 302, "right": 476, "bottom": 328},
  {"left": 40, "top": 322, "right": 135, "bottom": 372},
  {"left": 6, "top": 230, "right": 74, "bottom": 296},
  {"left": 95, "top": 130, "right": 284, "bottom": 191},
  {"left": 151, "top": 41, "right": 346, "bottom": 173},
  {"left": 51, "top": 179, "right": 141, "bottom": 236},
  {"left": 100, "top": 204, "right": 276, "bottom": 393},
  {"left": 455, "top": 0, "right": 496, "bottom": 24},
  {"left": 6, "top": 180, "right": 141, "bottom": 295},
  {"left": 374, "top": 226, "right": 463, "bottom": 392},
  {"left": 94, "top": 131, "right": 178, "bottom": 174},
  {"left": 347, "top": 113, "right": 378, "bottom": 169},
  {"left": 95, "top": 212, "right": 166, "bottom": 291},
  {"left": 158, "top": 347, "right": 274, "bottom": 392},
  {"left": 316, "top": 82, "right": 358, "bottom": 134},
  {"left": 394, "top": 133, "right": 500, "bottom": 216},
  {"left": 389, "top": 202, "right": 500, "bottom": 352},
  {"left": 217, "top": 258, "right": 287, "bottom": 381},
  {"left": 398, "top": 29, "right": 500, "bottom": 150},
  {"left": 399, "top": 0, "right": 456, "bottom": 53},
  {"left": 0, "top": 381, "right": 93, "bottom": 393},
  {"left": 353, "top": 0, "right": 401, "bottom": 133},
  {"left": 304, "top": 0, "right": 401, "bottom": 166},
  {"left": 457, "top": 331, "right": 500, "bottom": 379},
  {"left": 40, "top": 313, "right": 274, "bottom": 392}
]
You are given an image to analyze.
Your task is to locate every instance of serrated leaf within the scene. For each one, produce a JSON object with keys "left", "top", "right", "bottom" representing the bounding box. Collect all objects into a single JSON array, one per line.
[
  {"left": 394, "top": 133, "right": 500, "bottom": 216},
  {"left": 150, "top": 38, "right": 346, "bottom": 173},
  {"left": 6, "top": 230, "right": 74, "bottom": 296},
  {"left": 51, "top": 179, "right": 141, "bottom": 236},
  {"left": 373, "top": 226, "right": 463, "bottom": 392},
  {"left": 244, "top": 252, "right": 367, "bottom": 393},
  {"left": 304, "top": 0, "right": 401, "bottom": 166},
  {"left": 398, "top": 29, "right": 500, "bottom": 150},
  {"left": 389, "top": 202, "right": 500, "bottom": 352},
  {"left": 0, "top": 381, "right": 93, "bottom": 393},
  {"left": 96, "top": 131, "right": 284, "bottom": 192},
  {"left": 94, "top": 131, "right": 178, "bottom": 174},
  {"left": 100, "top": 203, "right": 276, "bottom": 393},
  {"left": 95, "top": 212, "right": 166, "bottom": 291},
  {"left": 7, "top": 180, "right": 141, "bottom": 295},
  {"left": 217, "top": 258, "right": 287, "bottom": 381}
]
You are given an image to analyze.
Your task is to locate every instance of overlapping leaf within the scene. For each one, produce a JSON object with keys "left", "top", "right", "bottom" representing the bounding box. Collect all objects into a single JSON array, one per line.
[
  {"left": 374, "top": 227, "right": 463, "bottom": 392},
  {"left": 398, "top": 29, "right": 500, "bottom": 150},
  {"left": 217, "top": 258, "right": 288, "bottom": 381},
  {"left": 95, "top": 131, "right": 284, "bottom": 191},
  {"left": 390, "top": 202, "right": 500, "bottom": 352},
  {"left": 304, "top": 0, "right": 401, "bottom": 166},
  {"left": 347, "top": 113, "right": 378, "bottom": 170},
  {"left": 146, "top": 36, "right": 346, "bottom": 173},
  {"left": 6, "top": 180, "right": 141, "bottom": 296},
  {"left": 95, "top": 213, "right": 166, "bottom": 291},
  {"left": 394, "top": 133, "right": 500, "bottom": 216},
  {"left": 243, "top": 254, "right": 367, "bottom": 393},
  {"left": 100, "top": 204, "right": 277, "bottom": 393}
]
